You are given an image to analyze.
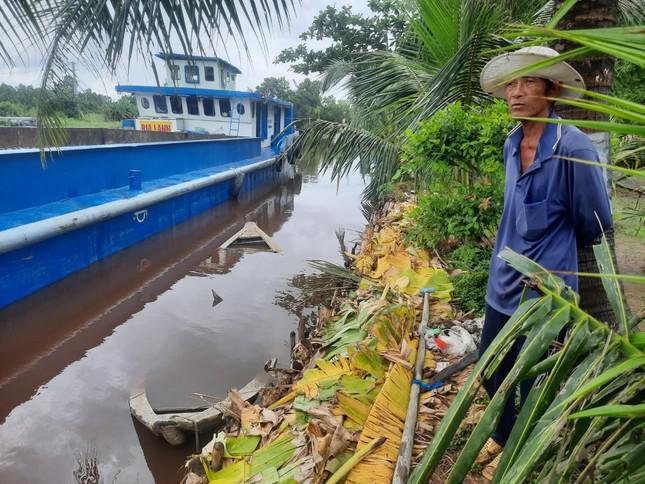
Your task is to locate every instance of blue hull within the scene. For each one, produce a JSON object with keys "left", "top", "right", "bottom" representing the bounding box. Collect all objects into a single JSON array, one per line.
[{"left": 0, "top": 137, "right": 286, "bottom": 309}]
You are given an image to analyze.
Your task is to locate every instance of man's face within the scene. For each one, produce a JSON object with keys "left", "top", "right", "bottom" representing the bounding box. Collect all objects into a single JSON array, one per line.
[{"left": 504, "top": 76, "right": 557, "bottom": 118}]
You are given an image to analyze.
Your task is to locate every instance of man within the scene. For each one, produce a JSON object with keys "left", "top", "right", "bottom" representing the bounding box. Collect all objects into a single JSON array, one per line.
[{"left": 476, "top": 46, "right": 613, "bottom": 479}]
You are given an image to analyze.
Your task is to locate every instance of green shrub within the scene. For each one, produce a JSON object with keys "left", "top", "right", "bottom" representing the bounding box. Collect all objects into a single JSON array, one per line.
[
  {"left": 104, "top": 95, "right": 138, "bottom": 121},
  {"left": 399, "top": 100, "right": 512, "bottom": 188},
  {"left": 0, "top": 101, "right": 26, "bottom": 116},
  {"left": 401, "top": 102, "right": 511, "bottom": 249},
  {"left": 405, "top": 181, "right": 502, "bottom": 249},
  {"left": 449, "top": 244, "right": 492, "bottom": 316},
  {"left": 397, "top": 102, "right": 512, "bottom": 314}
]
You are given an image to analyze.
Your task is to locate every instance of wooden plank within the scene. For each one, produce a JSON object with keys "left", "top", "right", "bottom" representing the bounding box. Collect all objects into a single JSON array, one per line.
[{"left": 219, "top": 222, "right": 281, "bottom": 252}]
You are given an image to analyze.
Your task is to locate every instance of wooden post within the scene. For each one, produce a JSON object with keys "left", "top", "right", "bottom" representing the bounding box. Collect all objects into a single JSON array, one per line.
[{"left": 393, "top": 288, "right": 433, "bottom": 484}]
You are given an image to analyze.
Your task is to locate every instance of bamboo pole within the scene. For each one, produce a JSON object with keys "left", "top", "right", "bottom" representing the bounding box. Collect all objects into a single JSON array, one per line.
[{"left": 392, "top": 287, "right": 433, "bottom": 484}]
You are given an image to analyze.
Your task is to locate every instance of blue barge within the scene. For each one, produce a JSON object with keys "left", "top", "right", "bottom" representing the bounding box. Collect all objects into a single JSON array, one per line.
[
  {"left": 0, "top": 137, "right": 292, "bottom": 309},
  {"left": 0, "top": 52, "right": 295, "bottom": 310}
]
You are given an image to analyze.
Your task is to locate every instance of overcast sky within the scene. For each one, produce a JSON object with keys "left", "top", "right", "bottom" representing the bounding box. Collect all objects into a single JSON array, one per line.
[{"left": 0, "top": 1, "right": 371, "bottom": 98}]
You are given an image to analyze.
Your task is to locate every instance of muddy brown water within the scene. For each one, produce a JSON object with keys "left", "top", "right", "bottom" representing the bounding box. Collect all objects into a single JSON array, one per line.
[{"left": 0, "top": 167, "right": 366, "bottom": 484}]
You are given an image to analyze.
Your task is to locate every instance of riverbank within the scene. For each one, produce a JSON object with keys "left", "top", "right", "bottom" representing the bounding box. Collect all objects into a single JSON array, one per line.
[{"left": 182, "top": 193, "right": 487, "bottom": 483}]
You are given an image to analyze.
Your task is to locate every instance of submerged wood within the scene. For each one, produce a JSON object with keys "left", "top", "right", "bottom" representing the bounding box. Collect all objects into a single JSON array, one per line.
[
  {"left": 129, "top": 370, "right": 272, "bottom": 445},
  {"left": 219, "top": 221, "right": 281, "bottom": 252}
]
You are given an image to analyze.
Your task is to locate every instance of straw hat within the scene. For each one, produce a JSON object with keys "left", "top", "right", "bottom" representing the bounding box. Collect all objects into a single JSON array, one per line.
[{"left": 480, "top": 46, "right": 585, "bottom": 99}]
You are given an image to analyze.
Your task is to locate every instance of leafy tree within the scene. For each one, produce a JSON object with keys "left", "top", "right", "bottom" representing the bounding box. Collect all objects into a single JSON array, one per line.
[
  {"left": 320, "top": 97, "right": 351, "bottom": 123},
  {"left": 290, "top": 78, "right": 323, "bottom": 120},
  {"left": 275, "top": 0, "right": 409, "bottom": 75},
  {"left": 255, "top": 76, "right": 293, "bottom": 100},
  {"left": 48, "top": 75, "right": 81, "bottom": 118},
  {"left": 0, "top": 101, "right": 24, "bottom": 116},
  {"left": 77, "top": 89, "right": 111, "bottom": 114},
  {"left": 0, "top": 83, "right": 39, "bottom": 110},
  {"left": 255, "top": 76, "right": 350, "bottom": 124}
]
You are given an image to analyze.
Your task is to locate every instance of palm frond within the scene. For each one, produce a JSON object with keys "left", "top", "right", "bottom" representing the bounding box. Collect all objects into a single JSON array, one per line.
[
  {"left": 409, "top": 246, "right": 644, "bottom": 484},
  {"left": 505, "top": 24, "right": 645, "bottom": 66},
  {"left": 0, "top": 1, "right": 45, "bottom": 68},
  {"left": 289, "top": 119, "right": 401, "bottom": 205},
  {"left": 346, "top": 355, "right": 415, "bottom": 483}
]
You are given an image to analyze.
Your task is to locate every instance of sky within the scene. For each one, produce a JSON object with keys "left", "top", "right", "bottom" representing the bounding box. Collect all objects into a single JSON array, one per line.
[{"left": 0, "top": 1, "right": 372, "bottom": 98}]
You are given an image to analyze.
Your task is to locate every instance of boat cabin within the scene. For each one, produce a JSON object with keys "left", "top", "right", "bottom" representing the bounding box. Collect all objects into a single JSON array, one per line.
[{"left": 116, "top": 53, "right": 294, "bottom": 148}]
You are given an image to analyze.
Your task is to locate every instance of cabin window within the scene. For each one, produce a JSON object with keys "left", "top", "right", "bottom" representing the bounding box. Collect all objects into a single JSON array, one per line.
[
  {"left": 236, "top": 103, "right": 245, "bottom": 115},
  {"left": 251, "top": 102, "right": 255, "bottom": 118},
  {"left": 204, "top": 66, "right": 215, "bottom": 82},
  {"left": 203, "top": 98, "right": 216, "bottom": 116},
  {"left": 184, "top": 65, "right": 200, "bottom": 83},
  {"left": 186, "top": 96, "right": 199, "bottom": 115},
  {"left": 170, "top": 65, "right": 180, "bottom": 81},
  {"left": 219, "top": 99, "right": 231, "bottom": 117},
  {"left": 153, "top": 95, "right": 167, "bottom": 113},
  {"left": 140, "top": 97, "right": 150, "bottom": 109},
  {"left": 170, "top": 95, "right": 183, "bottom": 114}
]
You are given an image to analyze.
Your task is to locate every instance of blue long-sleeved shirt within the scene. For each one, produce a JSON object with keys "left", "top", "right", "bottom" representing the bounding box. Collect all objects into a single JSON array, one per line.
[{"left": 486, "top": 115, "right": 613, "bottom": 316}]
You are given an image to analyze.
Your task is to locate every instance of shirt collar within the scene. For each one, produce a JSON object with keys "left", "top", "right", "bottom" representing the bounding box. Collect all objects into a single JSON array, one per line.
[{"left": 509, "top": 111, "right": 562, "bottom": 171}]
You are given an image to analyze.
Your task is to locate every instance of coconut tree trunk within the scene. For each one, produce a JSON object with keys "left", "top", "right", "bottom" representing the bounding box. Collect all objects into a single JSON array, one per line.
[{"left": 553, "top": 0, "right": 622, "bottom": 326}]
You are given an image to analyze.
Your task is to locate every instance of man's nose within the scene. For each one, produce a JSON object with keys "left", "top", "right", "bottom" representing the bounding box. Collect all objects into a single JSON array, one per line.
[{"left": 508, "top": 82, "right": 525, "bottom": 98}]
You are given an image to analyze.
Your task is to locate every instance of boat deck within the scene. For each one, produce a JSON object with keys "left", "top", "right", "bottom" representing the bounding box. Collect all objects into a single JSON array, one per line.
[{"left": 0, "top": 148, "right": 276, "bottom": 231}]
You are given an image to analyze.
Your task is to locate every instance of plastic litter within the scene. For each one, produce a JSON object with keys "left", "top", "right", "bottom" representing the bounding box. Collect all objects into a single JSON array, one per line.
[
  {"left": 435, "top": 361, "right": 449, "bottom": 372},
  {"left": 424, "top": 326, "right": 477, "bottom": 356}
]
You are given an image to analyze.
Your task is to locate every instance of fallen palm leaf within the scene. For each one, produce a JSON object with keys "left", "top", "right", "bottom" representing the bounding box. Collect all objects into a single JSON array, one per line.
[
  {"left": 346, "top": 342, "right": 417, "bottom": 484},
  {"left": 334, "top": 392, "right": 372, "bottom": 426},
  {"left": 327, "top": 436, "right": 386, "bottom": 484},
  {"left": 224, "top": 435, "right": 261, "bottom": 457},
  {"left": 340, "top": 375, "right": 377, "bottom": 395},
  {"left": 270, "top": 357, "right": 355, "bottom": 409},
  {"left": 349, "top": 344, "right": 386, "bottom": 379}
]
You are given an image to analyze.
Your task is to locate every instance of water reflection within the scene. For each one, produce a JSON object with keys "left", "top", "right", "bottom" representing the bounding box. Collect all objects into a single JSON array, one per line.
[{"left": 0, "top": 175, "right": 300, "bottom": 422}]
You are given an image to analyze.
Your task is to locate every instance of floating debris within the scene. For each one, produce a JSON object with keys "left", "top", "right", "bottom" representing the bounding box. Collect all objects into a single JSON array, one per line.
[{"left": 220, "top": 222, "right": 281, "bottom": 252}]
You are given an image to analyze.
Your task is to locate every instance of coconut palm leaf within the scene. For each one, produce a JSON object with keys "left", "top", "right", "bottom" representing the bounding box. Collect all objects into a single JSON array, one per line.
[
  {"left": 295, "top": 0, "right": 549, "bottom": 205},
  {"left": 0, "top": 1, "right": 45, "bottom": 67},
  {"left": 408, "top": 245, "right": 644, "bottom": 484},
  {"left": 569, "top": 403, "right": 645, "bottom": 419},
  {"left": 519, "top": 116, "right": 645, "bottom": 135},
  {"left": 290, "top": 119, "right": 401, "bottom": 204},
  {"left": 553, "top": 156, "right": 645, "bottom": 178},
  {"left": 507, "top": 24, "right": 645, "bottom": 65},
  {"left": 346, "top": 354, "right": 416, "bottom": 483}
]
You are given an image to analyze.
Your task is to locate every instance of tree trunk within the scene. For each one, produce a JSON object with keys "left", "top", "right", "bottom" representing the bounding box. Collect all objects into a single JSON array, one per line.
[{"left": 554, "top": 0, "right": 622, "bottom": 325}]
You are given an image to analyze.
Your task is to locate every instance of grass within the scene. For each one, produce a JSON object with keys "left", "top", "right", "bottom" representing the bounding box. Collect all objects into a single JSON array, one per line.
[
  {"left": 613, "top": 184, "right": 644, "bottom": 240},
  {"left": 60, "top": 113, "right": 121, "bottom": 129}
]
